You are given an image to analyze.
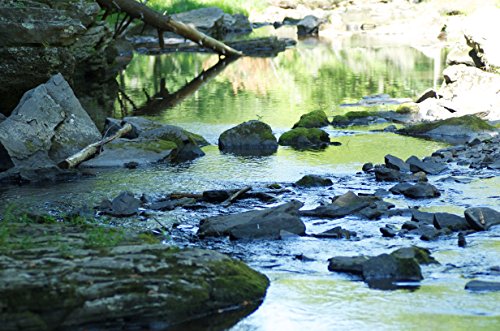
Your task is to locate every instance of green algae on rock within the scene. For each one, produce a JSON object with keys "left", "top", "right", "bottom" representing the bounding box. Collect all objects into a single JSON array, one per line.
[
  {"left": 278, "top": 127, "right": 330, "bottom": 149},
  {"left": 292, "top": 110, "right": 330, "bottom": 128}
]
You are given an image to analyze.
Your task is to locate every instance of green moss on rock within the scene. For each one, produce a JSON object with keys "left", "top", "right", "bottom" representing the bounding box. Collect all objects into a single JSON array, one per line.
[
  {"left": 402, "top": 115, "right": 495, "bottom": 134},
  {"left": 278, "top": 127, "right": 330, "bottom": 149},
  {"left": 293, "top": 110, "right": 330, "bottom": 128}
]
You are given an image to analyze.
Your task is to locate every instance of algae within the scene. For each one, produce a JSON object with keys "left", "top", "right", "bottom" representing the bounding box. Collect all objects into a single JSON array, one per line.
[
  {"left": 293, "top": 110, "right": 330, "bottom": 128},
  {"left": 402, "top": 115, "right": 495, "bottom": 134},
  {"left": 278, "top": 127, "right": 330, "bottom": 148}
]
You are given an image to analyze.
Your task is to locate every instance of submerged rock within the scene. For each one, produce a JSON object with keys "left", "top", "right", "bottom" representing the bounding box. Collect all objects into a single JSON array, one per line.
[
  {"left": 292, "top": 110, "right": 329, "bottom": 128},
  {"left": 464, "top": 207, "right": 500, "bottom": 231},
  {"left": 327, "top": 256, "right": 369, "bottom": 275},
  {"left": 278, "top": 127, "right": 330, "bottom": 149},
  {"left": 465, "top": 280, "right": 500, "bottom": 292},
  {"left": 219, "top": 120, "right": 278, "bottom": 156},
  {"left": 295, "top": 174, "right": 333, "bottom": 188},
  {"left": 198, "top": 201, "right": 305, "bottom": 240},
  {"left": 313, "top": 226, "right": 356, "bottom": 239}
]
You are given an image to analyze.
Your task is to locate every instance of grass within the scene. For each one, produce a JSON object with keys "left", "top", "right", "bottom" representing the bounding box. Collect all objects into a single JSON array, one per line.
[{"left": 147, "top": 0, "right": 267, "bottom": 15}]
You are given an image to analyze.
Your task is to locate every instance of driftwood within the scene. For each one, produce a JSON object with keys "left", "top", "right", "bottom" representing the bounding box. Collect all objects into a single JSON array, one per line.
[
  {"left": 222, "top": 186, "right": 252, "bottom": 207},
  {"left": 169, "top": 192, "right": 204, "bottom": 200},
  {"left": 58, "top": 123, "right": 132, "bottom": 169},
  {"left": 96, "top": 0, "right": 242, "bottom": 57}
]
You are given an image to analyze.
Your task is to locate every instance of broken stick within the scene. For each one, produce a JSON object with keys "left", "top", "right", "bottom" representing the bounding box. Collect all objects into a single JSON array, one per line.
[{"left": 58, "top": 123, "right": 133, "bottom": 169}]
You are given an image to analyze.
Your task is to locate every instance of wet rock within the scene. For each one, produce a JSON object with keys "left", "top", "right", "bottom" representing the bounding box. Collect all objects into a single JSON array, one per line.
[
  {"left": 0, "top": 74, "right": 101, "bottom": 174},
  {"left": 458, "top": 232, "right": 467, "bottom": 247},
  {"left": 278, "top": 127, "right": 330, "bottom": 149},
  {"left": 465, "top": 280, "right": 500, "bottom": 292},
  {"left": 374, "top": 165, "right": 426, "bottom": 182},
  {"left": 390, "top": 246, "right": 438, "bottom": 265},
  {"left": 150, "top": 198, "right": 197, "bottom": 211},
  {"left": 300, "top": 191, "right": 373, "bottom": 219},
  {"left": 0, "top": 114, "right": 5, "bottom": 123},
  {"left": 313, "top": 226, "right": 356, "bottom": 239},
  {"left": 99, "top": 191, "right": 140, "bottom": 217},
  {"left": 433, "top": 213, "right": 471, "bottom": 232},
  {"left": 357, "top": 199, "right": 395, "bottom": 220},
  {"left": 327, "top": 256, "right": 369, "bottom": 275},
  {"left": 198, "top": 200, "right": 305, "bottom": 240},
  {"left": 406, "top": 155, "right": 448, "bottom": 175},
  {"left": 362, "top": 162, "right": 374, "bottom": 172},
  {"left": 297, "top": 15, "right": 322, "bottom": 36},
  {"left": 410, "top": 210, "right": 435, "bottom": 224},
  {"left": 385, "top": 154, "right": 410, "bottom": 172},
  {"left": 415, "top": 88, "right": 438, "bottom": 103},
  {"left": 203, "top": 190, "right": 234, "bottom": 203},
  {"left": 464, "top": 207, "right": 500, "bottom": 231},
  {"left": 390, "top": 182, "right": 440, "bottom": 199},
  {"left": 280, "top": 230, "right": 301, "bottom": 240},
  {"left": 402, "top": 221, "right": 420, "bottom": 230},
  {"left": 383, "top": 125, "right": 397, "bottom": 132},
  {"left": 292, "top": 110, "right": 329, "bottom": 128},
  {"left": 362, "top": 253, "right": 423, "bottom": 283},
  {"left": 380, "top": 225, "right": 397, "bottom": 237},
  {"left": 419, "top": 225, "right": 441, "bottom": 241},
  {"left": 295, "top": 174, "right": 333, "bottom": 188},
  {"left": 399, "top": 115, "right": 497, "bottom": 144},
  {"left": 219, "top": 120, "right": 278, "bottom": 156}
]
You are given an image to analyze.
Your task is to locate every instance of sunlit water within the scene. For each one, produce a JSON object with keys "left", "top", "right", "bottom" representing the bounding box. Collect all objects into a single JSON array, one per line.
[{"left": 2, "top": 32, "right": 499, "bottom": 330}]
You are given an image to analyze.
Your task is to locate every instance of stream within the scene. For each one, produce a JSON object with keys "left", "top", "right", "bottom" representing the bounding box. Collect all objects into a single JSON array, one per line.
[{"left": 2, "top": 31, "right": 499, "bottom": 330}]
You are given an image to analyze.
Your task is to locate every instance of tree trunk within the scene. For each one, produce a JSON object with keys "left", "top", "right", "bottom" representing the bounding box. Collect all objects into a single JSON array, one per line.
[{"left": 96, "top": 0, "right": 242, "bottom": 57}]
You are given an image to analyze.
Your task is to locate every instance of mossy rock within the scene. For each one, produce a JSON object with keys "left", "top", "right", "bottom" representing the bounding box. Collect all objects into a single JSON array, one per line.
[
  {"left": 396, "top": 104, "right": 418, "bottom": 114},
  {"left": 278, "top": 127, "right": 330, "bottom": 149},
  {"left": 331, "top": 111, "right": 380, "bottom": 127},
  {"left": 219, "top": 120, "right": 278, "bottom": 156},
  {"left": 398, "top": 115, "right": 497, "bottom": 144},
  {"left": 0, "top": 216, "right": 269, "bottom": 330},
  {"left": 390, "top": 246, "right": 439, "bottom": 265},
  {"left": 293, "top": 110, "right": 330, "bottom": 128},
  {"left": 295, "top": 174, "right": 333, "bottom": 188}
]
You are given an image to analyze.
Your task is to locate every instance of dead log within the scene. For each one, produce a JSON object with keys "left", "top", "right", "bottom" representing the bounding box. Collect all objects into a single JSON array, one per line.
[
  {"left": 222, "top": 186, "right": 252, "bottom": 207},
  {"left": 58, "top": 123, "right": 132, "bottom": 169},
  {"left": 96, "top": 0, "right": 242, "bottom": 57}
]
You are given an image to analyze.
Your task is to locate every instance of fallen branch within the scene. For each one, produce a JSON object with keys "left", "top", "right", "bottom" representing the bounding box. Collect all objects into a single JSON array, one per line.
[
  {"left": 58, "top": 123, "right": 133, "bottom": 169},
  {"left": 222, "top": 186, "right": 252, "bottom": 207}
]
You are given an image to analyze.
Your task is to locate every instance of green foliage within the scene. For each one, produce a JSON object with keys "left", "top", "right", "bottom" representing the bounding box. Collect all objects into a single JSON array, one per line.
[
  {"left": 396, "top": 104, "right": 417, "bottom": 114},
  {"left": 147, "top": 0, "right": 266, "bottom": 15},
  {"left": 84, "top": 227, "right": 126, "bottom": 248}
]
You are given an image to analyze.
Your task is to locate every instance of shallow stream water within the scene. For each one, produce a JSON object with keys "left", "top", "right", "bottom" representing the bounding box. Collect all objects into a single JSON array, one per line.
[{"left": 2, "top": 31, "right": 499, "bottom": 330}]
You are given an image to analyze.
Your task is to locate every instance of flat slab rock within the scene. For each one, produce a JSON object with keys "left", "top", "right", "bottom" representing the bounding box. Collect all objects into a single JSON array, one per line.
[{"left": 198, "top": 200, "right": 305, "bottom": 240}]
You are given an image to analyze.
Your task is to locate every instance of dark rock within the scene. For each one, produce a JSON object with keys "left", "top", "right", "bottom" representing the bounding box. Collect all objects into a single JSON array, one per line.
[
  {"left": 292, "top": 110, "right": 329, "bottom": 128},
  {"left": 327, "top": 256, "right": 369, "bottom": 275},
  {"left": 202, "top": 190, "right": 235, "bottom": 203},
  {"left": 385, "top": 154, "right": 410, "bottom": 172},
  {"left": 295, "top": 174, "right": 333, "bottom": 188},
  {"left": 0, "top": 114, "right": 5, "bottom": 123},
  {"left": 297, "top": 15, "right": 322, "bottom": 36},
  {"left": 391, "top": 182, "right": 440, "bottom": 199},
  {"left": 465, "top": 280, "right": 500, "bottom": 292},
  {"left": 362, "top": 253, "right": 423, "bottom": 282},
  {"left": 406, "top": 155, "right": 448, "bottom": 175},
  {"left": 464, "top": 207, "right": 500, "bottom": 231},
  {"left": 380, "top": 226, "right": 397, "bottom": 238},
  {"left": 198, "top": 201, "right": 305, "bottom": 240},
  {"left": 419, "top": 225, "right": 441, "bottom": 241},
  {"left": 390, "top": 246, "right": 438, "bottom": 265},
  {"left": 383, "top": 125, "right": 397, "bottom": 132},
  {"left": 99, "top": 191, "right": 140, "bottom": 217},
  {"left": 374, "top": 165, "right": 426, "bottom": 182},
  {"left": 278, "top": 127, "right": 330, "bottom": 149},
  {"left": 458, "top": 232, "right": 467, "bottom": 247},
  {"left": 150, "top": 198, "right": 197, "bottom": 211},
  {"left": 402, "top": 221, "right": 420, "bottom": 230},
  {"left": 362, "top": 162, "right": 373, "bottom": 172},
  {"left": 300, "top": 191, "right": 374, "bottom": 219},
  {"left": 0, "top": 74, "right": 101, "bottom": 172},
  {"left": 219, "top": 120, "right": 278, "bottom": 156},
  {"left": 313, "top": 226, "right": 356, "bottom": 239},
  {"left": 433, "top": 213, "right": 471, "bottom": 231},
  {"left": 389, "top": 182, "right": 414, "bottom": 195},
  {"left": 410, "top": 210, "right": 435, "bottom": 224},
  {"left": 124, "top": 161, "right": 139, "bottom": 169},
  {"left": 356, "top": 200, "right": 395, "bottom": 220}
]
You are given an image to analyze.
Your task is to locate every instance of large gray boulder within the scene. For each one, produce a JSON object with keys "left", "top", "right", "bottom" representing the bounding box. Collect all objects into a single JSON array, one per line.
[
  {"left": 219, "top": 120, "right": 278, "bottom": 156},
  {"left": 0, "top": 74, "right": 101, "bottom": 174},
  {"left": 464, "top": 207, "right": 500, "bottom": 231},
  {"left": 198, "top": 201, "right": 305, "bottom": 240},
  {"left": 297, "top": 15, "right": 322, "bottom": 36}
]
